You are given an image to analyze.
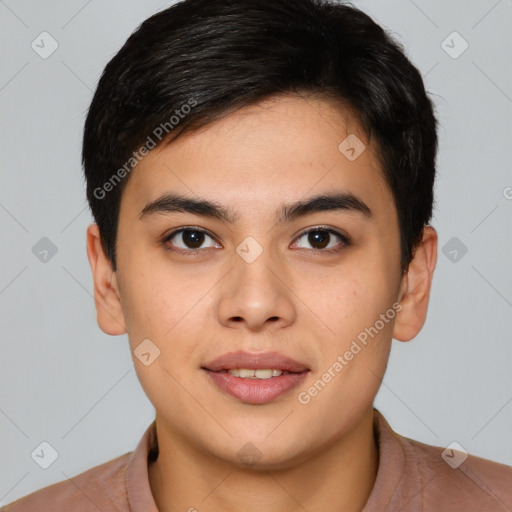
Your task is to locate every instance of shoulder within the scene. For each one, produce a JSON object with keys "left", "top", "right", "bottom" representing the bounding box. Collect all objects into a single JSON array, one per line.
[
  {"left": 371, "top": 410, "right": 512, "bottom": 510},
  {"left": 399, "top": 433, "right": 512, "bottom": 510},
  {"left": 1, "top": 452, "right": 133, "bottom": 512}
]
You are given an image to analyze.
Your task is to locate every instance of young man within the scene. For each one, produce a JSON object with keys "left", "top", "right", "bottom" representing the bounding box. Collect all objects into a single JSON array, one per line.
[{"left": 3, "top": 0, "right": 511, "bottom": 510}]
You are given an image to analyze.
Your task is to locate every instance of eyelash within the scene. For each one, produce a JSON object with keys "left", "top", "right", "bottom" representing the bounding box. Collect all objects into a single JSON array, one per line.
[{"left": 161, "top": 226, "right": 350, "bottom": 256}]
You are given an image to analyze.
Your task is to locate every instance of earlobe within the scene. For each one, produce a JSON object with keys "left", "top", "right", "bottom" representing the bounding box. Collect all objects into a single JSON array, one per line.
[
  {"left": 86, "top": 223, "right": 127, "bottom": 336},
  {"left": 392, "top": 226, "right": 438, "bottom": 342}
]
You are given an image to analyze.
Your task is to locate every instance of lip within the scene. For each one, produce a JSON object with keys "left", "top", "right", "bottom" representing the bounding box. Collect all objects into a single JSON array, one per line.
[
  {"left": 202, "top": 351, "right": 310, "bottom": 405},
  {"left": 202, "top": 350, "right": 309, "bottom": 373}
]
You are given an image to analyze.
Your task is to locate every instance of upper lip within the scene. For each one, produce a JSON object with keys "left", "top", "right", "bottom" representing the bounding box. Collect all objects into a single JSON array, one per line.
[{"left": 202, "top": 351, "right": 309, "bottom": 373}]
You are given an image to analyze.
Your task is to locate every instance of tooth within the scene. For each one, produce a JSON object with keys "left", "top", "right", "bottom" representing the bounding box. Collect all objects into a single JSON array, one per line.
[
  {"left": 255, "top": 369, "right": 273, "bottom": 379},
  {"left": 226, "top": 368, "right": 286, "bottom": 378}
]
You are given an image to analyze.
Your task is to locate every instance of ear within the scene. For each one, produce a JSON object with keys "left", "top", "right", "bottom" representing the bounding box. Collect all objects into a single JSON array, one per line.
[
  {"left": 393, "top": 226, "right": 438, "bottom": 342},
  {"left": 86, "top": 223, "right": 127, "bottom": 335}
]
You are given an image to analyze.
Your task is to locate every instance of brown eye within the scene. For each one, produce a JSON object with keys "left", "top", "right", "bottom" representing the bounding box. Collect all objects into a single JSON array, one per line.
[
  {"left": 308, "top": 230, "right": 330, "bottom": 249},
  {"left": 164, "top": 228, "right": 218, "bottom": 251},
  {"left": 293, "top": 228, "right": 349, "bottom": 253}
]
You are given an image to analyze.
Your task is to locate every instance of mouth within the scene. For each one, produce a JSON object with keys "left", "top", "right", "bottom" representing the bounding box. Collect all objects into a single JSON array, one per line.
[{"left": 202, "top": 351, "right": 310, "bottom": 405}]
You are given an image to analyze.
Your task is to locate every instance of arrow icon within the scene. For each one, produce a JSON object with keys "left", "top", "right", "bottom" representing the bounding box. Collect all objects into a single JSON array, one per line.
[
  {"left": 31, "top": 31, "right": 59, "bottom": 59},
  {"left": 441, "top": 31, "right": 468, "bottom": 60},
  {"left": 134, "top": 339, "right": 161, "bottom": 365},
  {"left": 31, "top": 441, "right": 58, "bottom": 468},
  {"left": 338, "top": 134, "right": 365, "bottom": 161},
  {"left": 32, "top": 237, "right": 58, "bottom": 262},
  {"left": 441, "top": 441, "right": 468, "bottom": 468},
  {"left": 236, "top": 236, "right": 263, "bottom": 263},
  {"left": 442, "top": 237, "right": 467, "bottom": 263}
]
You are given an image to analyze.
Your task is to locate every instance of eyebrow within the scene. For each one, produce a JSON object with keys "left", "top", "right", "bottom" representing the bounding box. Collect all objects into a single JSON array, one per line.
[{"left": 139, "top": 191, "right": 372, "bottom": 224}]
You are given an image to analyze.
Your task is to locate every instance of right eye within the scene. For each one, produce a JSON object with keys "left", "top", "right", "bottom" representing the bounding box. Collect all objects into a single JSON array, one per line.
[{"left": 162, "top": 227, "right": 221, "bottom": 254}]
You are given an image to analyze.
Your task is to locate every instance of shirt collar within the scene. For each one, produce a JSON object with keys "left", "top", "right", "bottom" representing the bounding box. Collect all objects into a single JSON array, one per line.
[
  {"left": 125, "top": 419, "right": 159, "bottom": 512},
  {"left": 363, "top": 409, "right": 408, "bottom": 511}
]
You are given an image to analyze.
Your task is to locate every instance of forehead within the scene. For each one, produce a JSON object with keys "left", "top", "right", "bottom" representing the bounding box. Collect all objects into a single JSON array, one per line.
[{"left": 120, "top": 95, "right": 395, "bottom": 224}]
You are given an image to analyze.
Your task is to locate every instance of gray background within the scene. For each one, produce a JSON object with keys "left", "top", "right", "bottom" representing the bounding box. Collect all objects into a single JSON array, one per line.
[{"left": 1, "top": 0, "right": 511, "bottom": 505}]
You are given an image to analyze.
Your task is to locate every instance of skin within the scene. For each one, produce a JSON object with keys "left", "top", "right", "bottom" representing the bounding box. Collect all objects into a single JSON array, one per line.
[{"left": 86, "top": 94, "right": 437, "bottom": 512}]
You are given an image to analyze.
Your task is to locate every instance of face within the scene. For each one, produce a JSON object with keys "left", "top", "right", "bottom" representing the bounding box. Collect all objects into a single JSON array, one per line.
[{"left": 97, "top": 95, "right": 412, "bottom": 467}]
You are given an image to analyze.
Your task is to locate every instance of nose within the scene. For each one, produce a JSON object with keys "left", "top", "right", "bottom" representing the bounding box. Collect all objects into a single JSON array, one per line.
[{"left": 216, "top": 246, "right": 297, "bottom": 332}]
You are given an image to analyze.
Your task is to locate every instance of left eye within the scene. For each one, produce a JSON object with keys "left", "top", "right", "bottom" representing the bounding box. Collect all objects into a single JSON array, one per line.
[{"left": 293, "top": 228, "right": 348, "bottom": 252}]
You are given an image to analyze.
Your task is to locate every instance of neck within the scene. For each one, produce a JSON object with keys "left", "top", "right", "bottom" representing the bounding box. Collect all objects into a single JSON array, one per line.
[{"left": 148, "top": 407, "right": 378, "bottom": 512}]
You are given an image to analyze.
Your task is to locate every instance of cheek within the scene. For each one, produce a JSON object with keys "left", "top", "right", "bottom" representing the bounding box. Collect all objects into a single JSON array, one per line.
[
  {"left": 121, "top": 268, "right": 209, "bottom": 413},
  {"left": 318, "top": 268, "right": 397, "bottom": 345},
  {"left": 298, "top": 279, "right": 395, "bottom": 423},
  {"left": 120, "top": 259, "right": 214, "bottom": 371},
  {"left": 119, "top": 252, "right": 186, "bottom": 336}
]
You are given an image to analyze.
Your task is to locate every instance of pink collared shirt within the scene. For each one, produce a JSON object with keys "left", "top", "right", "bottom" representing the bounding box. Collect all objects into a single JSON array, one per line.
[{"left": 3, "top": 410, "right": 511, "bottom": 511}]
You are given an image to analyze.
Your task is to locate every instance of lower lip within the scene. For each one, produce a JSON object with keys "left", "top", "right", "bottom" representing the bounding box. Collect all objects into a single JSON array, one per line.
[{"left": 204, "top": 370, "right": 308, "bottom": 404}]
